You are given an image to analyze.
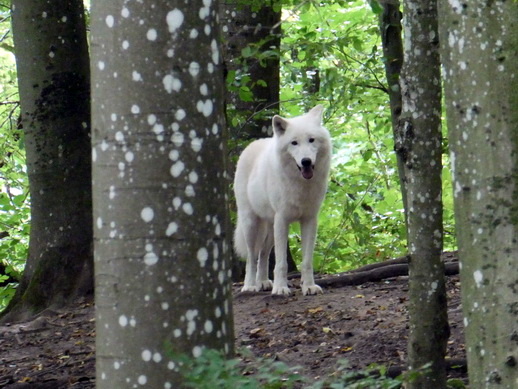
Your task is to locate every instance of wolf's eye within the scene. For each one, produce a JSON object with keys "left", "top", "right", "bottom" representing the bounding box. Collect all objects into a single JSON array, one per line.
[
  {"left": 291, "top": 141, "right": 298, "bottom": 145},
  {"left": 309, "top": 138, "right": 315, "bottom": 143}
]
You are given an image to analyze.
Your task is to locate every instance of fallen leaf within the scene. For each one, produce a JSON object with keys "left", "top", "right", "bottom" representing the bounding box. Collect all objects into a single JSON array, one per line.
[{"left": 249, "top": 328, "right": 264, "bottom": 338}]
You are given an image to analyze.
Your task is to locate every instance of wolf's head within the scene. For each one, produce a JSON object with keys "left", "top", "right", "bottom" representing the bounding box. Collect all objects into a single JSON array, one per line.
[{"left": 272, "top": 105, "right": 331, "bottom": 181}]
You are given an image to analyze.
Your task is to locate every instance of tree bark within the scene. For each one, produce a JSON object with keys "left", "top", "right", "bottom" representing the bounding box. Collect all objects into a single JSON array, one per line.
[
  {"left": 399, "top": 0, "right": 449, "bottom": 386},
  {"left": 377, "top": 0, "right": 407, "bottom": 226},
  {"left": 439, "top": 0, "right": 518, "bottom": 386},
  {"left": 91, "top": 1, "right": 235, "bottom": 387},
  {"left": 2, "top": 0, "right": 92, "bottom": 323}
]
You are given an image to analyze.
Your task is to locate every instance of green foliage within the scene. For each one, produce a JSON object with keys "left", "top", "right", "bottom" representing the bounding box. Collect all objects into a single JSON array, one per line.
[
  {"left": 0, "top": 8, "right": 28, "bottom": 311},
  {"left": 176, "top": 348, "right": 305, "bottom": 389},
  {"left": 176, "top": 348, "right": 403, "bottom": 389},
  {"left": 176, "top": 348, "right": 467, "bottom": 388},
  {"left": 446, "top": 378, "right": 467, "bottom": 388}
]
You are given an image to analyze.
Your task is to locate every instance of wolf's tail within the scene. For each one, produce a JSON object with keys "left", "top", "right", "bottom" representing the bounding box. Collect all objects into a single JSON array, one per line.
[{"left": 233, "top": 218, "right": 248, "bottom": 259}]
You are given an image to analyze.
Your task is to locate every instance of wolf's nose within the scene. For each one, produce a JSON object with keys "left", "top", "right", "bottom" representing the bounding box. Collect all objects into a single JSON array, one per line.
[{"left": 301, "top": 158, "right": 312, "bottom": 167}]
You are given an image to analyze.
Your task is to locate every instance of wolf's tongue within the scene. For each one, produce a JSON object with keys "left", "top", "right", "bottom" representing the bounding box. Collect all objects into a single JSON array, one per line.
[{"left": 301, "top": 166, "right": 313, "bottom": 180}]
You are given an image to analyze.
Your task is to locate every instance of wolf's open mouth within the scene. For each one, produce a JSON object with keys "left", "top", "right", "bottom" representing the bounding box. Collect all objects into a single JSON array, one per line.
[{"left": 297, "top": 164, "right": 314, "bottom": 180}]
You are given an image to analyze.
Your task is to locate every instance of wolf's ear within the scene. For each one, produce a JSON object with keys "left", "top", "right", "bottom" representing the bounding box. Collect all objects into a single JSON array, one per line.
[
  {"left": 272, "top": 115, "right": 288, "bottom": 136},
  {"left": 308, "top": 105, "right": 324, "bottom": 123}
]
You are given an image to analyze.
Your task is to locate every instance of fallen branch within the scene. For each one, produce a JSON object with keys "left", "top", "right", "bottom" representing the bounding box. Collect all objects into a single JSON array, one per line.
[
  {"left": 284, "top": 252, "right": 459, "bottom": 287},
  {"left": 341, "top": 358, "right": 467, "bottom": 385},
  {"left": 383, "top": 358, "right": 467, "bottom": 378},
  {"left": 349, "top": 251, "right": 458, "bottom": 273},
  {"left": 316, "top": 258, "right": 459, "bottom": 288}
]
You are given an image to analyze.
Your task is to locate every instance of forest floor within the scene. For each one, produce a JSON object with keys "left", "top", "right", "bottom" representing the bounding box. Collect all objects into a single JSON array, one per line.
[{"left": 0, "top": 254, "right": 466, "bottom": 388}]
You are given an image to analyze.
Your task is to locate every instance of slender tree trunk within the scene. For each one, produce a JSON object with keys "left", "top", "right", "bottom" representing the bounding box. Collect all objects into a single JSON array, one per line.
[
  {"left": 91, "top": 1, "right": 234, "bottom": 387},
  {"left": 377, "top": 0, "right": 407, "bottom": 226},
  {"left": 439, "top": 0, "right": 518, "bottom": 386},
  {"left": 220, "top": 0, "right": 281, "bottom": 139},
  {"left": 2, "top": 0, "right": 92, "bottom": 323},
  {"left": 399, "top": 0, "right": 449, "bottom": 386}
]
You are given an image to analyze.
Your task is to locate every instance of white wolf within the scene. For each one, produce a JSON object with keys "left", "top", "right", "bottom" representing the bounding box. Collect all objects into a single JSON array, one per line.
[{"left": 233, "top": 105, "right": 332, "bottom": 296}]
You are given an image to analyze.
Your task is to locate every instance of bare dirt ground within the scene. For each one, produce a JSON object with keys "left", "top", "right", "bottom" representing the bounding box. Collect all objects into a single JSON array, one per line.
[{"left": 0, "top": 263, "right": 466, "bottom": 388}]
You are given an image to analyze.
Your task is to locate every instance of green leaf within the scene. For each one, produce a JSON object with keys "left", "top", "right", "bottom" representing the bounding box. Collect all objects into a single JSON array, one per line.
[
  {"left": 238, "top": 87, "right": 254, "bottom": 102},
  {"left": 362, "top": 149, "right": 374, "bottom": 161},
  {"left": 241, "top": 46, "right": 253, "bottom": 58},
  {"left": 368, "top": 0, "right": 384, "bottom": 15},
  {"left": 255, "top": 79, "right": 267, "bottom": 87}
]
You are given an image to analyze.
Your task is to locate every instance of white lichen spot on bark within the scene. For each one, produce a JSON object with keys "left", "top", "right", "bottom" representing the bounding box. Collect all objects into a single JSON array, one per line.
[
  {"left": 165, "top": 222, "right": 178, "bottom": 236},
  {"left": 163, "top": 74, "right": 182, "bottom": 93},
  {"left": 140, "top": 207, "right": 154, "bottom": 222},
  {"left": 146, "top": 28, "right": 157, "bottom": 41},
  {"left": 118, "top": 315, "right": 128, "bottom": 327},
  {"left": 189, "top": 62, "right": 200, "bottom": 77},
  {"left": 197, "top": 247, "right": 208, "bottom": 267},
  {"left": 141, "top": 350, "right": 152, "bottom": 362},
  {"left": 144, "top": 250, "right": 158, "bottom": 266},
  {"left": 105, "top": 15, "right": 114, "bottom": 28},
  {"left": 166, "top": 9, "right": 184, "bottom": 33},
  {"left": 170, "top": 161, "right": 185, "bottom": 177},
  {"left": 473, "top": 270, "right": 483, "bottom": 288}
]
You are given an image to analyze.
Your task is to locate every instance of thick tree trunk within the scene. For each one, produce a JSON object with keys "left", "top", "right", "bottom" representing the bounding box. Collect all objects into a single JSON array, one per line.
[
  {"left": 399, "top": 0, "right": 449, "bottom": 386},
  {"left": 91, "top": 1, "right": 235, "bottom": 387},
  {"left": 439, "top": 0, "right": 518, "bottom": 386},
  {"left": 2, "top": 0, "right": 92, "bottom": 323}
]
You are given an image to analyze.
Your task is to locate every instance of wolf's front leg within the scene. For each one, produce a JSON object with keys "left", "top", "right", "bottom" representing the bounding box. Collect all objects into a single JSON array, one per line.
[
  {"left": 272, "top": 216, "right": 291, "bottom": 295},
  {"left": 300, "top": 217, "right": 323, "bottom": 295}
]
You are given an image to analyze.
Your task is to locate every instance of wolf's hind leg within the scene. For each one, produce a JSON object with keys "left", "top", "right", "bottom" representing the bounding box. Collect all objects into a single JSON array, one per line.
[
  {"left": 256, "top": 227, "right": 274, "bottom": 291},
  {"left": 242, "top": 253, "right": 259, "bottom": 293},
  {"left": 240, "top": 215, "right": 262, "bottom": 292}
]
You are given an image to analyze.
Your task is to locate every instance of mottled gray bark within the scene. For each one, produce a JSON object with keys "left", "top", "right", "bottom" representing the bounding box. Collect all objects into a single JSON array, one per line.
[
  {"left": 399, "top": 0, "right": 449, "bottom": 386},
  {"left": 439, "top": 0, "right": 518, "bottom": 386},
  {"left": 91, "top": 1, "right": 234, "bottom": 387},
  {"left": 2, "top": 0, "right": 92, "bottom": 323}
]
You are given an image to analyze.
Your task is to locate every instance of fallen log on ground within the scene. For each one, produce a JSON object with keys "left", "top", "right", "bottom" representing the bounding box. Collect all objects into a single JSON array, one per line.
[
  {"left": 316, "top": 262, "right": 459, "bottom": 288},
  {"left": 311, "top": 252, "right": 459, "bottom": 288}
]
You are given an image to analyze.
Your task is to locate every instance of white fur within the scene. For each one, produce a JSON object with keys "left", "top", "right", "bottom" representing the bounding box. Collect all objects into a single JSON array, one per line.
[{"left": 233, "top": 105, "right": 332, "bottom": 296}]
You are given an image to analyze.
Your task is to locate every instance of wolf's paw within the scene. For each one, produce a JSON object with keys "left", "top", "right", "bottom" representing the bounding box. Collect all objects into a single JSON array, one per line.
[
  {"left": 258, "top": 280, "right": 273, "bottom": 291},
  {"left": 302, "top": 284, "right": 323, "bottom": 296},
  {"left": 272, "top": 285, "right": 291, "bottom": 296},
  {"left": 241, "top": 284, "right": 259, "bottom": 293}
]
